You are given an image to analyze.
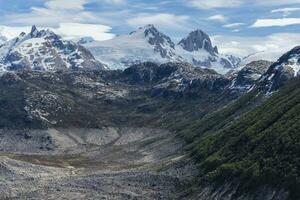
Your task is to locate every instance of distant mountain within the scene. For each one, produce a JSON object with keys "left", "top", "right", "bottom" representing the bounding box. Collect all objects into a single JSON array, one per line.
[
  {"left": 77, "top": 37, "right": 96, "bottom": 45},
  {"left": 83, "top": 25, "right": 240, "bottom": 74},
  {"left": 0, "top": 26, "right": 106, "bottom": 72}
]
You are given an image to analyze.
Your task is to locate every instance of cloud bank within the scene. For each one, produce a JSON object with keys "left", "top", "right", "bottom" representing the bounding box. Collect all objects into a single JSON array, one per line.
[{"left": 251, "top": 18, "right": 300, "bottom": 27}]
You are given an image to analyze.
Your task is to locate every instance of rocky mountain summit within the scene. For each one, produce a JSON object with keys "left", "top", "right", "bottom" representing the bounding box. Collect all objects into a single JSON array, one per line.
[
  {"left": 178, "top": 29, "right": 218, "bottom": 55},
  {"left": 142, "top": 24, "right": 176, "bottom": 58},
  {"left": 84, "top": 25, "right": 240, "bottom": 74},
  {"left": 0, "top": 26, "right": 106, "bottom": 71}
]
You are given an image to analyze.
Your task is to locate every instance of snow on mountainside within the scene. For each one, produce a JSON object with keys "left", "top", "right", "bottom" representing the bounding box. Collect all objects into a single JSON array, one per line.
[
  {"left": 84, "top": 25, "right": 240, "bottom": 74},
  {"left": 0, "top": 26, "right": 106, "bottom": 72},
  {"left": 229, "top": 60, "right": 272, "bottom": 90},
  {"left": 259, "top": 46, "right": 300, "bottom": 92},
  {"left": 239, "top": 51, "right": 274, "bottom": 67},
  {"left": 84, "top": 25, "right": 178, "bottom": 70}
]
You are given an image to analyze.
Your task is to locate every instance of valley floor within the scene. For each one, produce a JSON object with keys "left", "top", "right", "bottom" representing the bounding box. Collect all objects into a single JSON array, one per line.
[{"left": 0, "top": 127, "right": 197, "bottom": 200}]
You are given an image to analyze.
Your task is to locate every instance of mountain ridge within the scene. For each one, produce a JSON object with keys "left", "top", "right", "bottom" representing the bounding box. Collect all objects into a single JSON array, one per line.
[
  {"left": 83, "top": 24, "right": 240, "bottom": 74},
  {"left": 0, "top": 25, "right": 106, "bottom": 72}
]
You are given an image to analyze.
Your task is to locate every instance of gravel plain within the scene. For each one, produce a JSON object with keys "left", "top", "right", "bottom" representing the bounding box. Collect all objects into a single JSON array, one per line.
[{"left": 0, "top": 127, "right": 197, "bottom": 199}]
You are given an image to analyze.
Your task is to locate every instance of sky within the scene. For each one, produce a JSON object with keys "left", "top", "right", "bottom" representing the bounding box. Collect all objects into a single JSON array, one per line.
[{"left": 1, "top": 0, "right": 300, "bottom": 60}]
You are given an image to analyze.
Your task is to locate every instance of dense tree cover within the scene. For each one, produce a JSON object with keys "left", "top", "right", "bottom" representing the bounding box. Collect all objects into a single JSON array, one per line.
[{"left": 180, "top": 78, "right": 300, "bottom": 199}]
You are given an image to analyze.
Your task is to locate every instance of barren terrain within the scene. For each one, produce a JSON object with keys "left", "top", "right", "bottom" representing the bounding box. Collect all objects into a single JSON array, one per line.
[{"left": 0, "top": 127, "right": 197, "bottom": 199}]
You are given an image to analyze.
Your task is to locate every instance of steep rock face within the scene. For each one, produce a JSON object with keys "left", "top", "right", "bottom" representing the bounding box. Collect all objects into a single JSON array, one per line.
[
  {"left": 178, "top": 30, "right": 217, "bottom": 55},
  {"left": 230, "top": 60, "right": 272, "bottom": 90},
  {"left": 176, "top": 30, "right": 240, "bottom": 73},
  {"left": 258, "top": 46, "right": 300, "bottom": 92},
  {"left": 0, "top": 26, "right": 106, "bottom": 72}
]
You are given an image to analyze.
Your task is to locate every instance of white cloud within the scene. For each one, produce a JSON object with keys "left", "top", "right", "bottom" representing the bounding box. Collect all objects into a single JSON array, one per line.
[
  {"left": 7, "top": 7, "right": 99, "bottom": 26},
  {"left": 0, "top": 0, "right": 131, "bottom": 41},
  {"left": 45, "top": 0, "right": 88, "bottom": 10},
  {"left": 255, "top": 0, "right": 300, "bottom": 6},
  {"left": 3, "top": 0, "right": 101, "bottom": 27},
  {"left": 223, "top": 23, "right": 245, "bottom": 28},
  {"left": 212, "top": 33, "right": 300, "bottom": 61},
  {"left": 271, "top": 7, "right": 300, "bottom": 13},
  {"left": 127, "top": 13, "right": 190, "bottom": 31},
  {"left": 103, "top": 0, "right": 126, "bottom": 4},
  {"left": 0, "top": 23, "right": 115, "bottom": 41},
  {"left": 0, "top": 26, "right": 32, "bottom": 39},
  {"left": 55, "top": 23, "right": 115, "bottom": 41},
  {"left": 208, "top": 14, "right": 227, "bottom": 22},
  {"left": 271, "top": 7, "right": 300, "bottom": 17},
  {"left": 251, "top": 18, "right": 300, "bottom": 27},
  {"left": 189, "top": 0, "right": 242, "bottom": 9},
  {"left": 188, "top": 0, "right": 300, "bottom": 9}
]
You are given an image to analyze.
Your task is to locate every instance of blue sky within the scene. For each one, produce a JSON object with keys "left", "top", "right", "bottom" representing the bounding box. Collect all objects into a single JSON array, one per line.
[{"left": 1, "top": 0, "right": 300, "bottom": 59}]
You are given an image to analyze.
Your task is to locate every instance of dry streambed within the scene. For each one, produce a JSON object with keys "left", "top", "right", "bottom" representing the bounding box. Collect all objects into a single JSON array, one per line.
[{"left": 0, "top": 127, "right": 197, "bottom": 199}]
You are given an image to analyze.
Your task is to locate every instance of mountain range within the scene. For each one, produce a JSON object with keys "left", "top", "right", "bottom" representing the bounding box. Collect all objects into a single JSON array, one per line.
[
  {"left": 0, "top": 24, "right": 300, "bottom": 200},
  {"left": 82, "top": 24, "right": 241, "bottom": 74},
  {"left": 0, "top": 26, "right": 105, "bottom": 72}
]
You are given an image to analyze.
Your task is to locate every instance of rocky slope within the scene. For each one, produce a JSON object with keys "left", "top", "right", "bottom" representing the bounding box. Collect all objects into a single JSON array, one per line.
[
  {"left": 0, "top": 26, "right": 106, "bottom": 71},
  {"left": 178, "top": 78, "right": 300, "bottom": 200},
  {"left": 230, "top": 60, "right": 273, "bottom": 90},
  {"left": 121, "top": 62, "right": 231, "bottom": 97},
  {"left": 0, "top": 61, "right": 242, "bottom": 129},
  {"left": 84, "top": 25, "right": 240, "bottom": 74},
  {"left": 258, "top": 46, "right": 300, "bottom": 92}
]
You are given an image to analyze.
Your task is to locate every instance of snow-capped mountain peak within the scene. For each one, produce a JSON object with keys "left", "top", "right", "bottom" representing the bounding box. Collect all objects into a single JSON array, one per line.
[
  {"left": 0, "top": 25, "right": 105, "bottom": 72},
  {"left": 83, "top": 25, "right": 240, "bottom": 74},
  {"left": 84, "top": 25, "right": 178, "bottom": 69},
  {"left": 30, "top": 25, "right": 39, "bottom": 37},
  {"left": 129, "top": 24, "right": 176, "bottom": 58},
  {"left": 134, "top": 24, "right": 175, "bottom": 46}
]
